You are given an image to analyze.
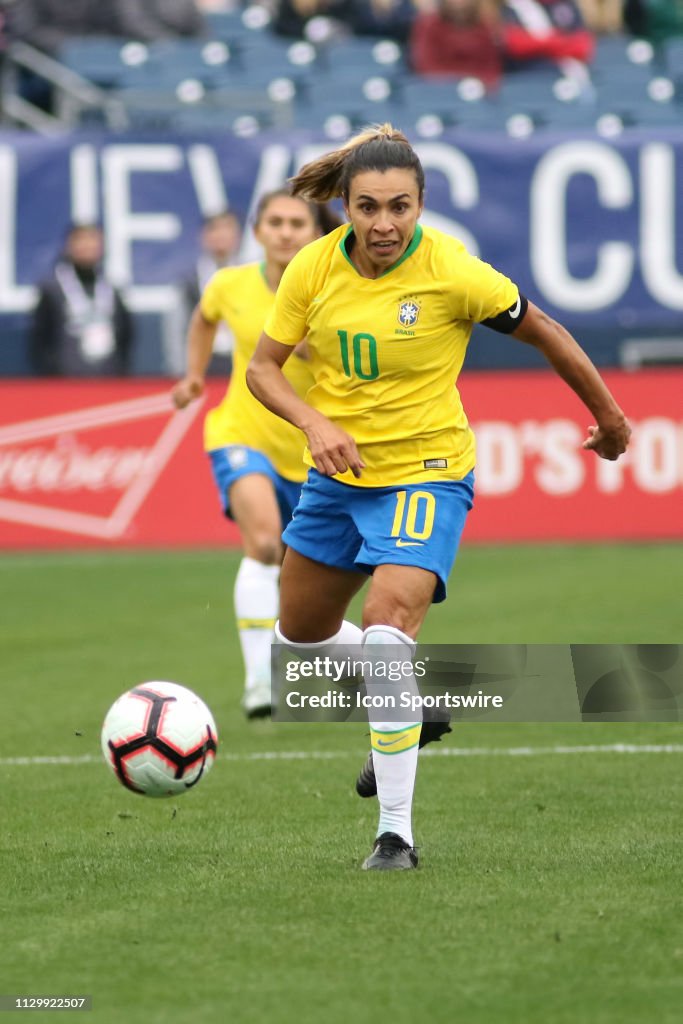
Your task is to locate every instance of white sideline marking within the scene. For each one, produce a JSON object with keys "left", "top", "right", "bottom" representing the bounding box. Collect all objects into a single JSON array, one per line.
[{"left": 2, "top": 744, "right": 683, "bottom": 768}]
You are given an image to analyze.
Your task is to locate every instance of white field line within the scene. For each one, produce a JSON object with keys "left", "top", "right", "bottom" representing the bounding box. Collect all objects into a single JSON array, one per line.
[{"left": 2, "top": 744, "right": 683, "bottom": 768}]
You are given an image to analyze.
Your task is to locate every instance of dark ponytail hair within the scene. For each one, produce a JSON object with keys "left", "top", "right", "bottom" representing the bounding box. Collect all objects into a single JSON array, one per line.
[{"left": 289, "top": 124, "right": 424, "bottom": 203}]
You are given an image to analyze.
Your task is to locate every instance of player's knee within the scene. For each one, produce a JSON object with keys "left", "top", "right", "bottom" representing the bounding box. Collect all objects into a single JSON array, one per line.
[
  {"left": 362, "top": 592, "right": 415, "bottom": 634},
  {"left": 245, "top": 532, "right": 282, "bottom": 565}
]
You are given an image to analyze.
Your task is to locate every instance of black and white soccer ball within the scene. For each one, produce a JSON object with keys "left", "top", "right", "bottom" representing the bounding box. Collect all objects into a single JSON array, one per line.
[{"left": 101, "top": 681, "right": 218, "bottom": 797}]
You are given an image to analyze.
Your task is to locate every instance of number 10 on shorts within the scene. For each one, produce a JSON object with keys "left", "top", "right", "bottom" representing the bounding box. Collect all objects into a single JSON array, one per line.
[{"left": 391, "top": 490, "right": 436, "bottom": 541}]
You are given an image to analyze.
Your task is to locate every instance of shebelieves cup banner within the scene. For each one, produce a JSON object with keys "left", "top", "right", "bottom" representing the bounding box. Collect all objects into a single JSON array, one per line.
[
  {"left": 0, "top": 370, "right": 680, "bottom": 548},
  {"left": 0, "top": 380, "right": 236, "bottom": 548}
]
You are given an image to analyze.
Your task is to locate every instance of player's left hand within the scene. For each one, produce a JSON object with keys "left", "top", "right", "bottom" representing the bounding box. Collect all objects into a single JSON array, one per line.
[
  {"left": 304, "top": 412, "right": 365, "bottom": 478},
  {"left": 582, "top": 417, "right": 631, "bottom": 461}
]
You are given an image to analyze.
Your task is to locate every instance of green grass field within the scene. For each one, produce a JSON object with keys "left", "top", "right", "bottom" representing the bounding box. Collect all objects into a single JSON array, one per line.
[{"left": 1, "top": 544, "right": 682, "bottom": 1024}]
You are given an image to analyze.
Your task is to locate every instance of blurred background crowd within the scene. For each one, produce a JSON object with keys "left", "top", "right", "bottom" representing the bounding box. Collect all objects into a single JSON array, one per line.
[
  {"left": 3, "top": 2, "right": 681, "bottom": 68},
  {"left": 0, "top": 0, "right": 681, "bottom": 377}
]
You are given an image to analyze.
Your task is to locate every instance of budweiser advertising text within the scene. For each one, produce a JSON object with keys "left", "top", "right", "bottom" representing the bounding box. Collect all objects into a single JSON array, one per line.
[{"left": 0, "top": 372, "right": 680, "bottom": 549}]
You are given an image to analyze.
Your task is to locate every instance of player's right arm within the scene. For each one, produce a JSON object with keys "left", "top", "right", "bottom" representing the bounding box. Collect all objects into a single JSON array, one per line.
[
  {"left": 452, "top": 243, "right": 630, "bottom": 462},
  {"left": 511, "top": 302, "right": 631, "bottom": 461},
  {"left": 247, "top": 333, "right": 364, "bottom": 478},
  {"left": 171, "top": 304, "right": 218, "bottom": 409}
]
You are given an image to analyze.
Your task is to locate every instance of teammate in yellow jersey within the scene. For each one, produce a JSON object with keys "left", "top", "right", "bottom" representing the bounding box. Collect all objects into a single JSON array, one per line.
[
  {"left": 246, "top": 125, "right": 631, "bottom": 871},
  {"left": 172, "top": 189, "right": 339, "bottom": 718}
]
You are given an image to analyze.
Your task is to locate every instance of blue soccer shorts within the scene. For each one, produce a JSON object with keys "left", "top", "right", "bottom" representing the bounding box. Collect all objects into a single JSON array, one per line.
[
  {"left": 208, "top": 446, "right": 303, "bottom": 525},
  {"left": 282, "top": 469, "right": 475, "bottom": 603}
]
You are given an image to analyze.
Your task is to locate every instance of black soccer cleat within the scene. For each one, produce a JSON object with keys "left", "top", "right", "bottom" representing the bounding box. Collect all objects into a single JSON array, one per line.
[
  {"left": 419, "top": 719, "right": 453, "bottom": 748},
  {"left": 244, "top": 702, "right": 272, "bottom": 721},
  {"left": 355, "top": 720, "right": 453, "bottom": 798},
  {"left": 355, "top": 750, "right": 376, "bottom": 798},
  {"left": 362, "top": 832, "right": 418, "bottom": 871}
]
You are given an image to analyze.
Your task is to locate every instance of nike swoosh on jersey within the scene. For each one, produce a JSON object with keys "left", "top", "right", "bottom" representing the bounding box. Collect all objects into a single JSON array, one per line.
[
  {"left": 395, "top": 539, "right": 424, "bottom": 547},
  {"left": 376, "top": 736, "right": 404, "bottom": 747},
  {"left": 509, "top": 296, "right": 522, "bottom": 318}
]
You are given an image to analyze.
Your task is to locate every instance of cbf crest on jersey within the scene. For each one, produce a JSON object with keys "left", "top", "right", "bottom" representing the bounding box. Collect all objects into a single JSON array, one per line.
[{"left": 398, "top": 296, "right": 421, "bottom": 328}]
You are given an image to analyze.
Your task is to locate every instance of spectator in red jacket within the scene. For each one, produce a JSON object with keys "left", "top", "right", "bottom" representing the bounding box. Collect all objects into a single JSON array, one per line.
[
  {"left": 502, "top": 0, "right": 595, "bottom": 67},
  {"left": 410, "top": 0, "right": 504, "bottom": 88}
]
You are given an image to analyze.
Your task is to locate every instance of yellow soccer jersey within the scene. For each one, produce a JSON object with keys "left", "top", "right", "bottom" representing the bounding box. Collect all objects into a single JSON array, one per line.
[
  {"left": 201, "top": 262, "right": 313, "bottom": 482},
  {"left": 263, "top": 224, "right": 519, "bottom": 487}
]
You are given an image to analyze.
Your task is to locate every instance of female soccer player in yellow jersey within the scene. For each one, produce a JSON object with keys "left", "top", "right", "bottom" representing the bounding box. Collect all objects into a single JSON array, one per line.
[
  {"left": 246, "top": 125, "right": 632, "bottom": 871},
  {"left": 172, "top": 189, "right": 339, "bottom": 719}
]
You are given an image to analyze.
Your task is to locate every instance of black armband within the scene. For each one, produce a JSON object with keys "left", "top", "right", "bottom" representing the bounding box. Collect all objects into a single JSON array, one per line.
[{"left": 480, "top": 293, "right": 529, "bottom": 334}]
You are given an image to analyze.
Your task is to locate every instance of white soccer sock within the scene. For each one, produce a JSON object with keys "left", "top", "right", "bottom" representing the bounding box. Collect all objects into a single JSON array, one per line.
[
  {"left": 363, "top": 625, "right": 422, "bottom": 848},
  {"left": 234, "top": 557, "right": 280, "bottom": 691},
  {"left": 274, "top": 619, "right": 363, "bottom": 664}
]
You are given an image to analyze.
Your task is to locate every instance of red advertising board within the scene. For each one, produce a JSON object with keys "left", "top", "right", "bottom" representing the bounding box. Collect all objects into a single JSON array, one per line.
[
  {"left": 0, "top": 371, "right": 680, "bottom": 549},
  {"left": 461, "top": 369, "right": 683, "bottom": 542},
  {"left": 0, "top": 380, "right": 236, "bottom": 550}
]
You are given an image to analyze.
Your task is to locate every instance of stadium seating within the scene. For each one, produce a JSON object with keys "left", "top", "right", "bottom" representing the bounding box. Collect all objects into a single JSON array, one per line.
[
  {"left": 51, "top": 22, "right": 683, "bottom": 137},
  {"left": 203, "top": 10, "right": 255, "bottom": 42},
  {"left": 58, "top": 37, "right": 149, "bottom": 89},
  {"left": 316, "top": 38, "right": 406, "bottom": 77},
  {"left": 661, "top": 38, "right": 683, "bottom": 84}
]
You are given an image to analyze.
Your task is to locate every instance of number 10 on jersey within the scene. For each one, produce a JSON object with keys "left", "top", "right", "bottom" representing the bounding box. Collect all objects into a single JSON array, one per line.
[
  {"left": 337, "top": 330, "right": 379, "bottom": 381},
  {"left": 391, "top": 490, "right": 436, "bottom": 541}
]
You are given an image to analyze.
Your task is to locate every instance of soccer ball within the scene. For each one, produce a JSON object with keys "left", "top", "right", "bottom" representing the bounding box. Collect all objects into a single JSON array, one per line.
[{"left": 101, "top": 681, "right": 218, "bottom": 797}]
